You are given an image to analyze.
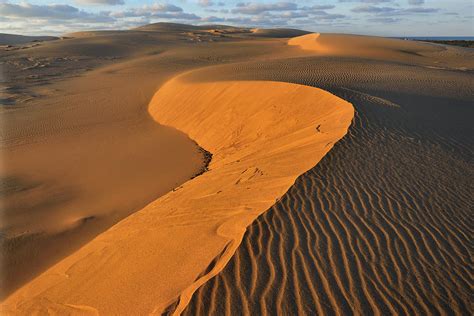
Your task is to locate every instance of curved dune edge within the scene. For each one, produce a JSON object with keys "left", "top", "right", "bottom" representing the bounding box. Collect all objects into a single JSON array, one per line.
[
  {"left": 1, "top": 71, "right": 353, "bottom": 315},
  {"left": 288, "top": 33, "right": 447, "bottom": 60},
  {"left": 288, "top": 32, "right": 322, "bottom": 51}
]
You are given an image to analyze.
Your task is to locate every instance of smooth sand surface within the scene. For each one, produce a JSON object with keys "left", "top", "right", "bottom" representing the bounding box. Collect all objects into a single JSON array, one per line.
[
  {"left": 1, "top": 27, "right": 216, "bottom": 298},
  {"left": 1, "top": 28, "right": 473, "bottom": 315}
]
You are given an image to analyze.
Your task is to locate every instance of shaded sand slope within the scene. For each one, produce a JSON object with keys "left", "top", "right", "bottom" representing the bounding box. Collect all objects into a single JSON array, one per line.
[
  {"left": 1, "top": 71, "right": 353, "bottom": 314},
  {"left": 1, "top": 46, "right": 208, "bottom": 298},
  {"left": 250, "top": 28, "right": 310, "bottom": 38},
  {"left": 184, "top": 34, "right": 474, "bottom": 315},
  {"left": 1, "top": 27, "right": 298, "bottom": 298},
  {"left": 0, "top": 34, "right": 57, "bottom": 45}
]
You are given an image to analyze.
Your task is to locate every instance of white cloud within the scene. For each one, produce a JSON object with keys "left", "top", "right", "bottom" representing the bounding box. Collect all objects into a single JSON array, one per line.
[
  {"left": 111, "top": 3, "right": 200, "bottom": 20},
  {"left": 408, "top": 0, "right": 424, "bottom": 5},
  {"left": 198, "top": 0, "right": 214, "bottom": 7},
  {"left": 0, "top": 0, "right": 464, "bottom": 37},
  {"left": 0, "top": 2, "right": 113, "bottom": 22},
  {"left": 232, "top": 2, "right": 298, "bottom": 15},
  {"left": 76, "top": 0, "right": 125, "bottom": 5},
  {"left": 339, "top": 0, "right": 393, "bottom": 3},
  {"left": 352, "top": 5, "right": 438, "bottom": 15}
]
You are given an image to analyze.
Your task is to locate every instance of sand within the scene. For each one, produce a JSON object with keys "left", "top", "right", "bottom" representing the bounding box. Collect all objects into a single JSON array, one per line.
[
  {"left": 289, "top": 32, "right": 472, "bottom": 68},
  {"left": 0, "top": 34, "right": 58, "bottom": 46},
  {"left": 0, "top": 35, "right": 210, "bottom": 298},
  {"left": 1, "top": 25, "right": 300, "bottom": 300},
  {"left": 1, "top": 26, "right": 473, "bottom": 315},
  {"left": 1, "top": 65, "right": 353, "bottom": 314},
  {"left": 185, "top": 35, "right": 474, "bottom": 315}
]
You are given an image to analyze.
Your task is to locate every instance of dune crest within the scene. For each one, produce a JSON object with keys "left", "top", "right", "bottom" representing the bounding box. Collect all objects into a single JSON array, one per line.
[
  {"left": 183, "top": 34, "right": 474, "bottom": 315},
  {"left": 287, "top": 33, "right": 468, "bottom": 64},
  {"left": 1, "top": 71, "right": 353, "bottom": 314}
]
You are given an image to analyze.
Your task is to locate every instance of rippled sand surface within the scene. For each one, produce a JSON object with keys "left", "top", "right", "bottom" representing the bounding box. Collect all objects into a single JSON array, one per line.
[
  {"left": 184, "top": 34, "right": 474, "bottom": 315},
  {"left": 2, "top": 26, "right": 473, "bottom": 315},
  {"left": 1, "top": 27, "right": 353, "bottom": 314}
]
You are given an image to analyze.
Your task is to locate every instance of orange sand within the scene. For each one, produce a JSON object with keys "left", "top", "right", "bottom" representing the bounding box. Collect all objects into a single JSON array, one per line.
[
  {"left": 1, "top": 71, "right": 353, "bottom": 314},
  {"left": 3, "top": 27, "right": 472, "bottom": 315}
]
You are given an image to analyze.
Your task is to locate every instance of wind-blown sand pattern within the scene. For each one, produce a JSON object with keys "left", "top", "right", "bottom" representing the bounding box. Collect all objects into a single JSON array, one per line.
[
  {"left": 1, "top": 26, "right": 473, "bottom": 315},
  {"left": 184, "top": 34, "right": 474, "bottom": 315},
  {"left": 1, "top": 66, "right": 353, "bottom": 313}
]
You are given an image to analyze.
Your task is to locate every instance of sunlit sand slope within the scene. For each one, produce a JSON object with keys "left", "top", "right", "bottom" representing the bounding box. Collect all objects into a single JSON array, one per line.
[
  {"left": 1, "top": 72, "right": 353, "bottom": 314},
  {"left": 289, "top": 33, "right": 473, "bottom": 68},
  {"left": 1, "top": 27, "right": 298, "bottom": 298},
  {"left": 184, "top": 34, "right": 474, "bottom": 315}
]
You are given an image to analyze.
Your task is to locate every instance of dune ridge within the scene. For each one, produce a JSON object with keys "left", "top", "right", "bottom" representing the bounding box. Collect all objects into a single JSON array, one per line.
[
  {"left": 1, "top": 27, "right": 303, "bottom": 300},
  {"left": 183, "top": 34, "right": 474, "bottom": 315},
  {"left": 1, "top": 69, "right": 353, "bottom": 314},
  {"left": 287, "top": 32, "right": 440, "bottom": 58},
  {"left": 3, "top": 29, "right": 472, "bottom": 315},
  {"left": 288, "top": 33, "right": 473, "bottom": 69}
]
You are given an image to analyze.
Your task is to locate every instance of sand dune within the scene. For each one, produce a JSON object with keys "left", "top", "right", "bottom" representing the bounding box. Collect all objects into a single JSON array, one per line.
[
  {"left": 1, "top": 28, "right": 472, "bottom": 315},
  {"left": 184, "top": 34, "right": 474, "bottom": 315},
  {"left": 0, "top": 50, "right": 208, "bottom": 298},
  {"left": 1, "top": 29, "right": 220, "bottom": 298},
  {"left": 250, "top": 28, "right": 310, "bottom": 38},
  {"left": 1, "top": 69, "right": 353, "bottom": 314},
  {"left": 1, "top": 26, "right": 296, "bottom": 299},
  {"left": 288, "top": 33, "right": 444, "bottom": 58},
  {"left": 289, "top": 33, "right": 473, "bottom": 68}
]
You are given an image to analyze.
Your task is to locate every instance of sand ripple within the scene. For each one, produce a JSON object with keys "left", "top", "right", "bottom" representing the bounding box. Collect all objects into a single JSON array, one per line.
[
  {"left": 1, "top": 71, "right": 353, "bottom": 315},
  {"left": 183, "top": 42, "right": 474, "bottom": 315}
]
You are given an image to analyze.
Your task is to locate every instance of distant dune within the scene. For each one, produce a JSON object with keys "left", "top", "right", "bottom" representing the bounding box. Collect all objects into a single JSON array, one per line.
[
  {"left": 288, "top": 33, "right": 472, "bottom": 67},
  {"left": 250, "top": 28, "right": 310, "bottom": 38},
  {"left": 1, "top": 24, "right": 473, "bottom": 315},
  {"left": 0, "top": 33, "right": 58, "bottom": 45}
]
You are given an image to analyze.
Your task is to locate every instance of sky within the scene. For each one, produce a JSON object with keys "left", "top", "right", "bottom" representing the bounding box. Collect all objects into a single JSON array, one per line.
[{"left": 0, "top": 0, "right": 473, "bottom": 37}]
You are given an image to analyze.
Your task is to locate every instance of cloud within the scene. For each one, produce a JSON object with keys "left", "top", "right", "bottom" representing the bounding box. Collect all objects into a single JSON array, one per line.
[
  {"left": 0, "top": 1, "right": 200, "bottom": 33},
  {"left": 149, "top": 4, "right": 183, "bottom": 12},
  {"left": 111, "top": 4, "right": 200, "bottom": 20},
  {"left": 0, "top": 2, "right": 113, "bottom": 22},
  {"left": 352, "top": 5, "right": 438, "bottom": 15},
  {"left": 306, "top": 5, "right": 336, "bottom": 10},
  {"left": 198, "top": 0, "right": 214, "bottom": 7},
  {"left": 0, "top": 0, "right": 456, "bottom": 37},
  {"left": 408, "top": 0, "right": 424, "bottom": 5},
  {"left": 75, "top": 0, "right": 124, "bottom": 5},
  {"left": 339, "top": 0, "right": 393, "bottom": 3},
  {"left": 404, "top": 7, "right": 438, "bottom": 13},
  {"left": 313, "top": 12, "right": 346, "bottom": 20},
  {"left": 352, "top": 6, "right": 396, "bottom": 13},
  {"left": 232, "top": 2, "right": 298, "bottom": 15},
  {"left": 368, "top": 17, "right": 400, "bottom": 23},
  {"left": 200, "top": 15, "right": 225, "bottom": 22}
]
